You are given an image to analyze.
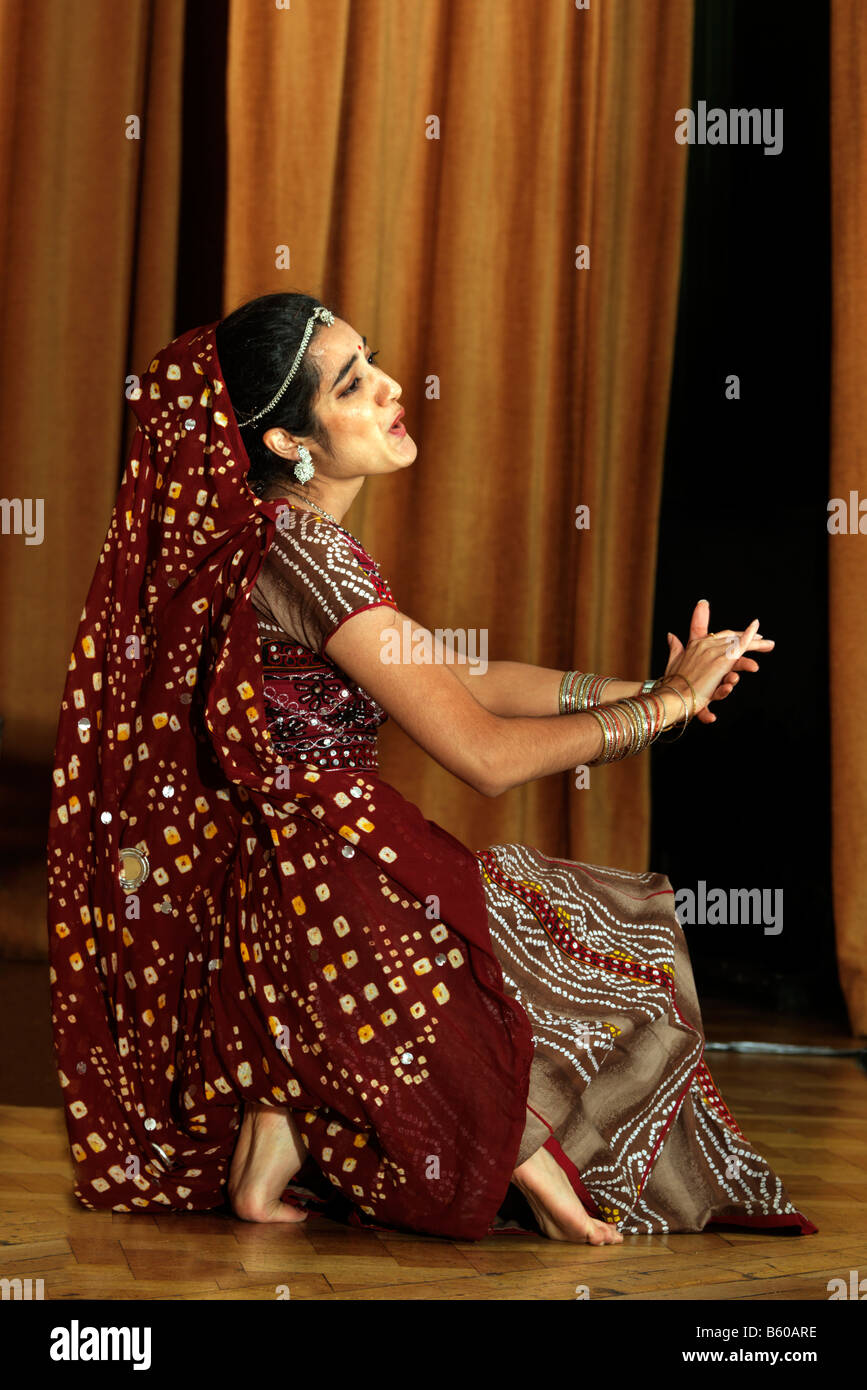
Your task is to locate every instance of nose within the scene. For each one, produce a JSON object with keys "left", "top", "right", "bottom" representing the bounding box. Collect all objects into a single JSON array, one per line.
[{"left": 379, "top": 373, "right": 400, "bottom": 402}]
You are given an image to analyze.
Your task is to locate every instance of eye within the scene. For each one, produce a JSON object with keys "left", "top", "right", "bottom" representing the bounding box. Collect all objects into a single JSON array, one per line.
[{"left": 341, "top": 348, "right": 380, "bottom": 396}]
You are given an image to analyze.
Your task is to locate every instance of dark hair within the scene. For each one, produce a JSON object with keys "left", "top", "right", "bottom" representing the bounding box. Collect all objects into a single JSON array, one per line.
[{"left": 215, "top": 291, "right": 338, "bottom": 497}]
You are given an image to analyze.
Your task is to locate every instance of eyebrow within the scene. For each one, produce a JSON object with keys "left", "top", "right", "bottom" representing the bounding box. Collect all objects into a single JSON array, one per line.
[{"left": 331, "top": 335, "right": 367, "bottom": 392}]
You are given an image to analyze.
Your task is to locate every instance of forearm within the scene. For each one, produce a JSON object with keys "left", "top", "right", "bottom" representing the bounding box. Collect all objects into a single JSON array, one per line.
[
  {"left": 449, "top": 659, "right": 643, "bottom": 716},
  {"left": 479, "top": 683, "right": 688, "bottom": 796}
]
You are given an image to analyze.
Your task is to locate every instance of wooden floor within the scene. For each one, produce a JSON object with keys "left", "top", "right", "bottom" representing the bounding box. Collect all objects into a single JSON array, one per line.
[{"left": 1, "top": 1037, "right": 865, "bottom": 1301}]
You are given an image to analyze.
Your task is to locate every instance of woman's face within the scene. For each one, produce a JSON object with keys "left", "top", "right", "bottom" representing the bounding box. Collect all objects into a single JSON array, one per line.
[{"left": 263, "top": 317, "right": 417, "bottom": 481}]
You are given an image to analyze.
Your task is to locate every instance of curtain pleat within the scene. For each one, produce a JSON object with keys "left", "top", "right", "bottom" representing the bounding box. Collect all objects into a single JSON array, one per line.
[
  {"left": 0, "top": 0, "right": 184, "bottom": 956},
  {"left": 1, "top": 0, "right": 693, "bottom": 955},
  {"left": 223, "top": 0, "right": 694, "bottom": 870},
  {"left": 0, "top": 0, "right": 185, "bottom": 766},
  {"left": 829, "top": 0, "right": 867, "bottom": 1033}
]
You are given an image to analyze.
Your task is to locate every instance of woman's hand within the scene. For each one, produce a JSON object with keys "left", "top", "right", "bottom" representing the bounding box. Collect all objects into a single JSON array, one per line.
[{"left": 661, "top": 599, "right": 775, "bottom": 723}]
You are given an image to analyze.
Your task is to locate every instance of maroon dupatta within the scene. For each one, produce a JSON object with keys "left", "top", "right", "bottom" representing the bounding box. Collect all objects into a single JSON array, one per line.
[{"left": 46, "top": 321, "right": 534, "bottom": 1239}]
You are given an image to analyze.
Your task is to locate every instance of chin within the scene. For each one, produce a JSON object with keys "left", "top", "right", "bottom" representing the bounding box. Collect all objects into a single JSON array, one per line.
[{"left": 395, "top": 436, "right": 418, "bottom": 463}]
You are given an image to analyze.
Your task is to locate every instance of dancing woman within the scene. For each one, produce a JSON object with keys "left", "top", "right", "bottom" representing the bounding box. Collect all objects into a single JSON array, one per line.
[{"left": 47, "top": 292, "right": 816, "bottom": 1245}]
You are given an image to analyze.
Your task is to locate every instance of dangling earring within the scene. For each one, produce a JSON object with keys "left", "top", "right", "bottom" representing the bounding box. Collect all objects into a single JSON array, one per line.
[{"left": 294, "top": 445, "right": 315, "bottom": 484}]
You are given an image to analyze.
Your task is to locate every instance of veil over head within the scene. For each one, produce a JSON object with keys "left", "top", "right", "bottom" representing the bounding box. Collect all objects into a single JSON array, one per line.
[{"left": 46, "top": 319, "right": 533, "bottom": 1238}]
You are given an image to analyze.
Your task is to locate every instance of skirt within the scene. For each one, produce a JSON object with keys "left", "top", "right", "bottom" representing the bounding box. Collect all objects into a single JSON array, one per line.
[{"left": 475, "top": 844, "right": 817, "bottom": 1237}]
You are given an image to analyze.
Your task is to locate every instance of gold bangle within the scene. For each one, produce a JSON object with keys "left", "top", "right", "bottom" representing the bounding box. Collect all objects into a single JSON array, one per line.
[
  {"left": 674, "top": 673, "right": 698, "bottom": 721},
  {"left": 587, "top": 706, "right": 611, "bottom": 763},
  {"left": 654, "top": 673, "right": 697, "bottom": 722},
  {"left": 652, "top": 681, "right": 690, "bottom": 741}
]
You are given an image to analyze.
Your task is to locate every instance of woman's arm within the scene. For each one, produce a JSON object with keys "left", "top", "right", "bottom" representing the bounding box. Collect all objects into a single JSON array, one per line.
[
  {"left": 323, "top": 605, "right": 688, "bottom": 798},
  {"left": 414, "top": 613, "right": 643, "bottom": 715},
  {"left": 446, "top": 658, "right": 643, "bottom": 716}
]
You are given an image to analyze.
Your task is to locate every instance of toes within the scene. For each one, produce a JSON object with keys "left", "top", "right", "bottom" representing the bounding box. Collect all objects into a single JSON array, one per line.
[
  {"left": 231, "top": 1193, "right": 308, "bottom": 1224},
  {"left": 585, "top": 1218, "right": 621, "bottom": 1245}
]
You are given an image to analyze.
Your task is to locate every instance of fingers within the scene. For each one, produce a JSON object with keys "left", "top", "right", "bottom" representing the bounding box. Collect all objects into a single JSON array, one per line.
[
  {"left": 689, "top": 598, "right": 710, "bottom": 642},
  {"left": 732, "top": 619, "right": 760, "bottom": 657}
]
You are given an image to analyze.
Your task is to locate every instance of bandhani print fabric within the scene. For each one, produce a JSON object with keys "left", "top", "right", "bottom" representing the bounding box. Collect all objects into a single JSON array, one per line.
[
  {"left": 249, "top": 501, "right": 816, "bottom": 1238},
  {"left": 475, "top": 847, "right": 817, "bottom": 1234},
  {"left": 47, "top": 319, "right": 816, "bottom": 1242},
  {"left": 46, "top": 323, "right": 534, "bottom": 1242}
]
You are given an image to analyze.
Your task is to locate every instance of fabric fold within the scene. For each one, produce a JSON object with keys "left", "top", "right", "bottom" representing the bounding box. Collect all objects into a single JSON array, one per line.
[{"left": 46, "top": 321, "right": 535, "bottom": 1240}]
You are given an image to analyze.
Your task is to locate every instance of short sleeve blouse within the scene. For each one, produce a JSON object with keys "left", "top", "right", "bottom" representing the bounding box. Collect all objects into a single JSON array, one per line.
[{"left": 250, "top": 503, "right": 399, "bottom": 656}]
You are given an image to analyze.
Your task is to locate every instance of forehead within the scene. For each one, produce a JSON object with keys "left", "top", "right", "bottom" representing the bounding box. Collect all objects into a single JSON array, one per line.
[{"left": 306, "top": 317, "right": 361, "bottom": 367}]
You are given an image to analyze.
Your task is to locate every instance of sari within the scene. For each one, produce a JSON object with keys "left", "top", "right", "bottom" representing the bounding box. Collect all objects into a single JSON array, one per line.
[
  {"left": 249, "top": 495, "right": 816, "bottom": 1238},
  {"left": 46, "top": 321, "right": 533, "bottom": 1241},
  {"left": 47, "top": 318, "right": 816, "bottom": 1240}
]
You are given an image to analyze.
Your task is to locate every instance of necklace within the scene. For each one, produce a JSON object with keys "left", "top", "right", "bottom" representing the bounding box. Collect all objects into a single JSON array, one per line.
[
  {"left": 282, "top": 487, "right": 373, "bottom": 571},
  {"left": 285, "top": 488, "right": 346, "bottom": 534}
]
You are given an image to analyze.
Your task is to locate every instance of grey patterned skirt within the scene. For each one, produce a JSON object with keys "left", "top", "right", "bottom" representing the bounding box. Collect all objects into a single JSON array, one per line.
[{"left": 474, "top": 844, "right": 816, "bottom": 1236}]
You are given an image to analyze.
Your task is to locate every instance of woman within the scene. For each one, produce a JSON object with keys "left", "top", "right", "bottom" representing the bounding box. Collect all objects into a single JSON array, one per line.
[{"left": 47, "top": 291, "right": 815, "bottom": 1246}]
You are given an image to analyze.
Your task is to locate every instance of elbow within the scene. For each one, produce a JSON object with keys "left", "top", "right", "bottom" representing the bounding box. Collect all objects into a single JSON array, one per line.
[{"left": 473, "top": 733, "right": 509, "bottom": 799}]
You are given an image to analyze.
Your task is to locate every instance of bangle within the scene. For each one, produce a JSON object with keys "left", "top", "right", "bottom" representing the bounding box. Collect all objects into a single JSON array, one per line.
[
  {"left": 559, "top": 671, "right": 620, "bottom": 714},
  {"left": 652, "top": 681, "right": 690, "bottom": 741},
  {"left": 587, "top": 692, "right": 674, "bottom": 764},
  {"left": 654, "top": 673, "right": 697, "bottom": 722}
]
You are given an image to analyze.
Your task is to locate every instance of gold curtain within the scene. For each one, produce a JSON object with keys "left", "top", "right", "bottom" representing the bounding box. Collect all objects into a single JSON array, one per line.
[
  {"left": 0, "top": 0, "right": 184, "bottom": 955},
  {"left": 224, "top": 0, "right": 694, "bottom": 867},
  {"left": 830, "top": 1, "right": 867, "bottom": 1034},
  {"left": 0, "top": 0, "right": 693, "bottom": 955},
  {"left": 0, "top": 0, "right": 184, "bottom": 763}
]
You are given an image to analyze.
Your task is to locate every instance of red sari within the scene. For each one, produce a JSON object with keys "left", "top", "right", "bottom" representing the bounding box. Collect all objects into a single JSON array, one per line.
[
  {"left": 48, "top": 318, "right": 816, "bottom": 1242},
  {"left": 46, "top": 321, "right": 534, "bottom": 1240}
]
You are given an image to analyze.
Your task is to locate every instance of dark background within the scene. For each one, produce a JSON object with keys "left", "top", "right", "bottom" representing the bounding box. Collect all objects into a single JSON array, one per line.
[
  {"left": 650, "top": 0, "right": 837, "bottom": 1017},
  {"left": 138, "top": 0, "right": 841, "bottom": 1024}
]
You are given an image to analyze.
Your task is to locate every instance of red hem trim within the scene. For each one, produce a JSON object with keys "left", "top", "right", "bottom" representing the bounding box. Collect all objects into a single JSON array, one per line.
[
  {"left": 322, "top": 601, "right": 400, "bottom": 654},
  {"left": 532, "top": 849, "right": 676, "bottom": 902},
  {"left": 335, "top": 1192, "right": 820, "bottom": 1240},
  {"left": 705, "top": 1210, "right": 818, "bottom": 1235},
  {"left": 525, "top": 1101, "right": 555, "bottom": 1136},
  {"left": 542, "top": 1136, "right": 606, "bottom": 1220}
]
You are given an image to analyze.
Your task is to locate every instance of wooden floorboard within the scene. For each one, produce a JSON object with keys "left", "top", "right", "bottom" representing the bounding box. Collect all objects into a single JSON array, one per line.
[{"left": 1, "top": 1043, "right": 865, "bottom": 1300}]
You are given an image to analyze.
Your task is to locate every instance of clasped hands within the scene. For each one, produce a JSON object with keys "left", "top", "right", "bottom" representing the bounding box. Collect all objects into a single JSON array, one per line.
[{"left": 661, "top": 598, "right": 775, "bottom": 725}]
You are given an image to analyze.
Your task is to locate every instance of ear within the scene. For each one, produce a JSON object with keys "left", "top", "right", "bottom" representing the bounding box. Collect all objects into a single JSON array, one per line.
[{"left": 261, "top": 426, "right": 295, "bottom": 458}]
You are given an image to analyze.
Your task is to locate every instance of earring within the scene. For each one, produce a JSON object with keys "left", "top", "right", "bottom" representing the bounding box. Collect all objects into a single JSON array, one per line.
[{"left": 294, "top": 445, "right": 315, "bottom": 484}]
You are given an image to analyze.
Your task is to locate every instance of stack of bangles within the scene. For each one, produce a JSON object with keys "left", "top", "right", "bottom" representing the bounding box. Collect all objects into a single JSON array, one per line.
[{"left": 557, "top": 670, "right": 698, "bottom": 764}]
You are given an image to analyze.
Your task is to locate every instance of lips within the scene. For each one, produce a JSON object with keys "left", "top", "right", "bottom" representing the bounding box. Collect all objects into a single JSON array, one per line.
[{"left": 389, "top": 407, "right": 405, "bottom": 431}]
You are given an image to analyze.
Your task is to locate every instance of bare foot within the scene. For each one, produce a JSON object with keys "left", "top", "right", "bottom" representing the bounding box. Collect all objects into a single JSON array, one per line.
[
  {"left": 512, "top": 1145, "right": 624, "bottom": 1245},
  {"left": 228, "top": 1103, "right": 309, "bottom": 1224}
]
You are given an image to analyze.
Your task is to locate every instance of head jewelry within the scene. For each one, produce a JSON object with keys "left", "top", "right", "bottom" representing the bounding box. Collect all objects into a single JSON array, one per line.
[{"left": 237, "top": 305, "right": 335, "bottom": 428}]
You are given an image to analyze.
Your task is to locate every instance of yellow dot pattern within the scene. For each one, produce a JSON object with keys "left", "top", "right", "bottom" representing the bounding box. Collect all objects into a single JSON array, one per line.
[{"left": 46, "top": 320, "right": 535, "bottom": 1240}]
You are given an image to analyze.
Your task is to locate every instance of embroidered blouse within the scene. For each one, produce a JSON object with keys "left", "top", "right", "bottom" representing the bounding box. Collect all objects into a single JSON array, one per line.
[{"left": 250, "top": 501, "right": 400, "bottom": 771}]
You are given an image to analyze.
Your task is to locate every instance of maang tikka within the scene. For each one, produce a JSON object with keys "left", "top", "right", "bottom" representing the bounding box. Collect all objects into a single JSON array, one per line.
[{"left": 237, "top": 304, "right": 335, "bottom": 487}]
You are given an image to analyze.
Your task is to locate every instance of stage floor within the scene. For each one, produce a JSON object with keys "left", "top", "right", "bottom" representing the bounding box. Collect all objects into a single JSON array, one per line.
[{"left": 1, "top": 962, "right": 864, "bottom": 1301}]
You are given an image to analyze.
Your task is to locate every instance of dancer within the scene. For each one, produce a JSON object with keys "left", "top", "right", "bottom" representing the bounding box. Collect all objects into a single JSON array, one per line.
[{"left": 47, "top": 292, "right": 816, "bottom": 1243}]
